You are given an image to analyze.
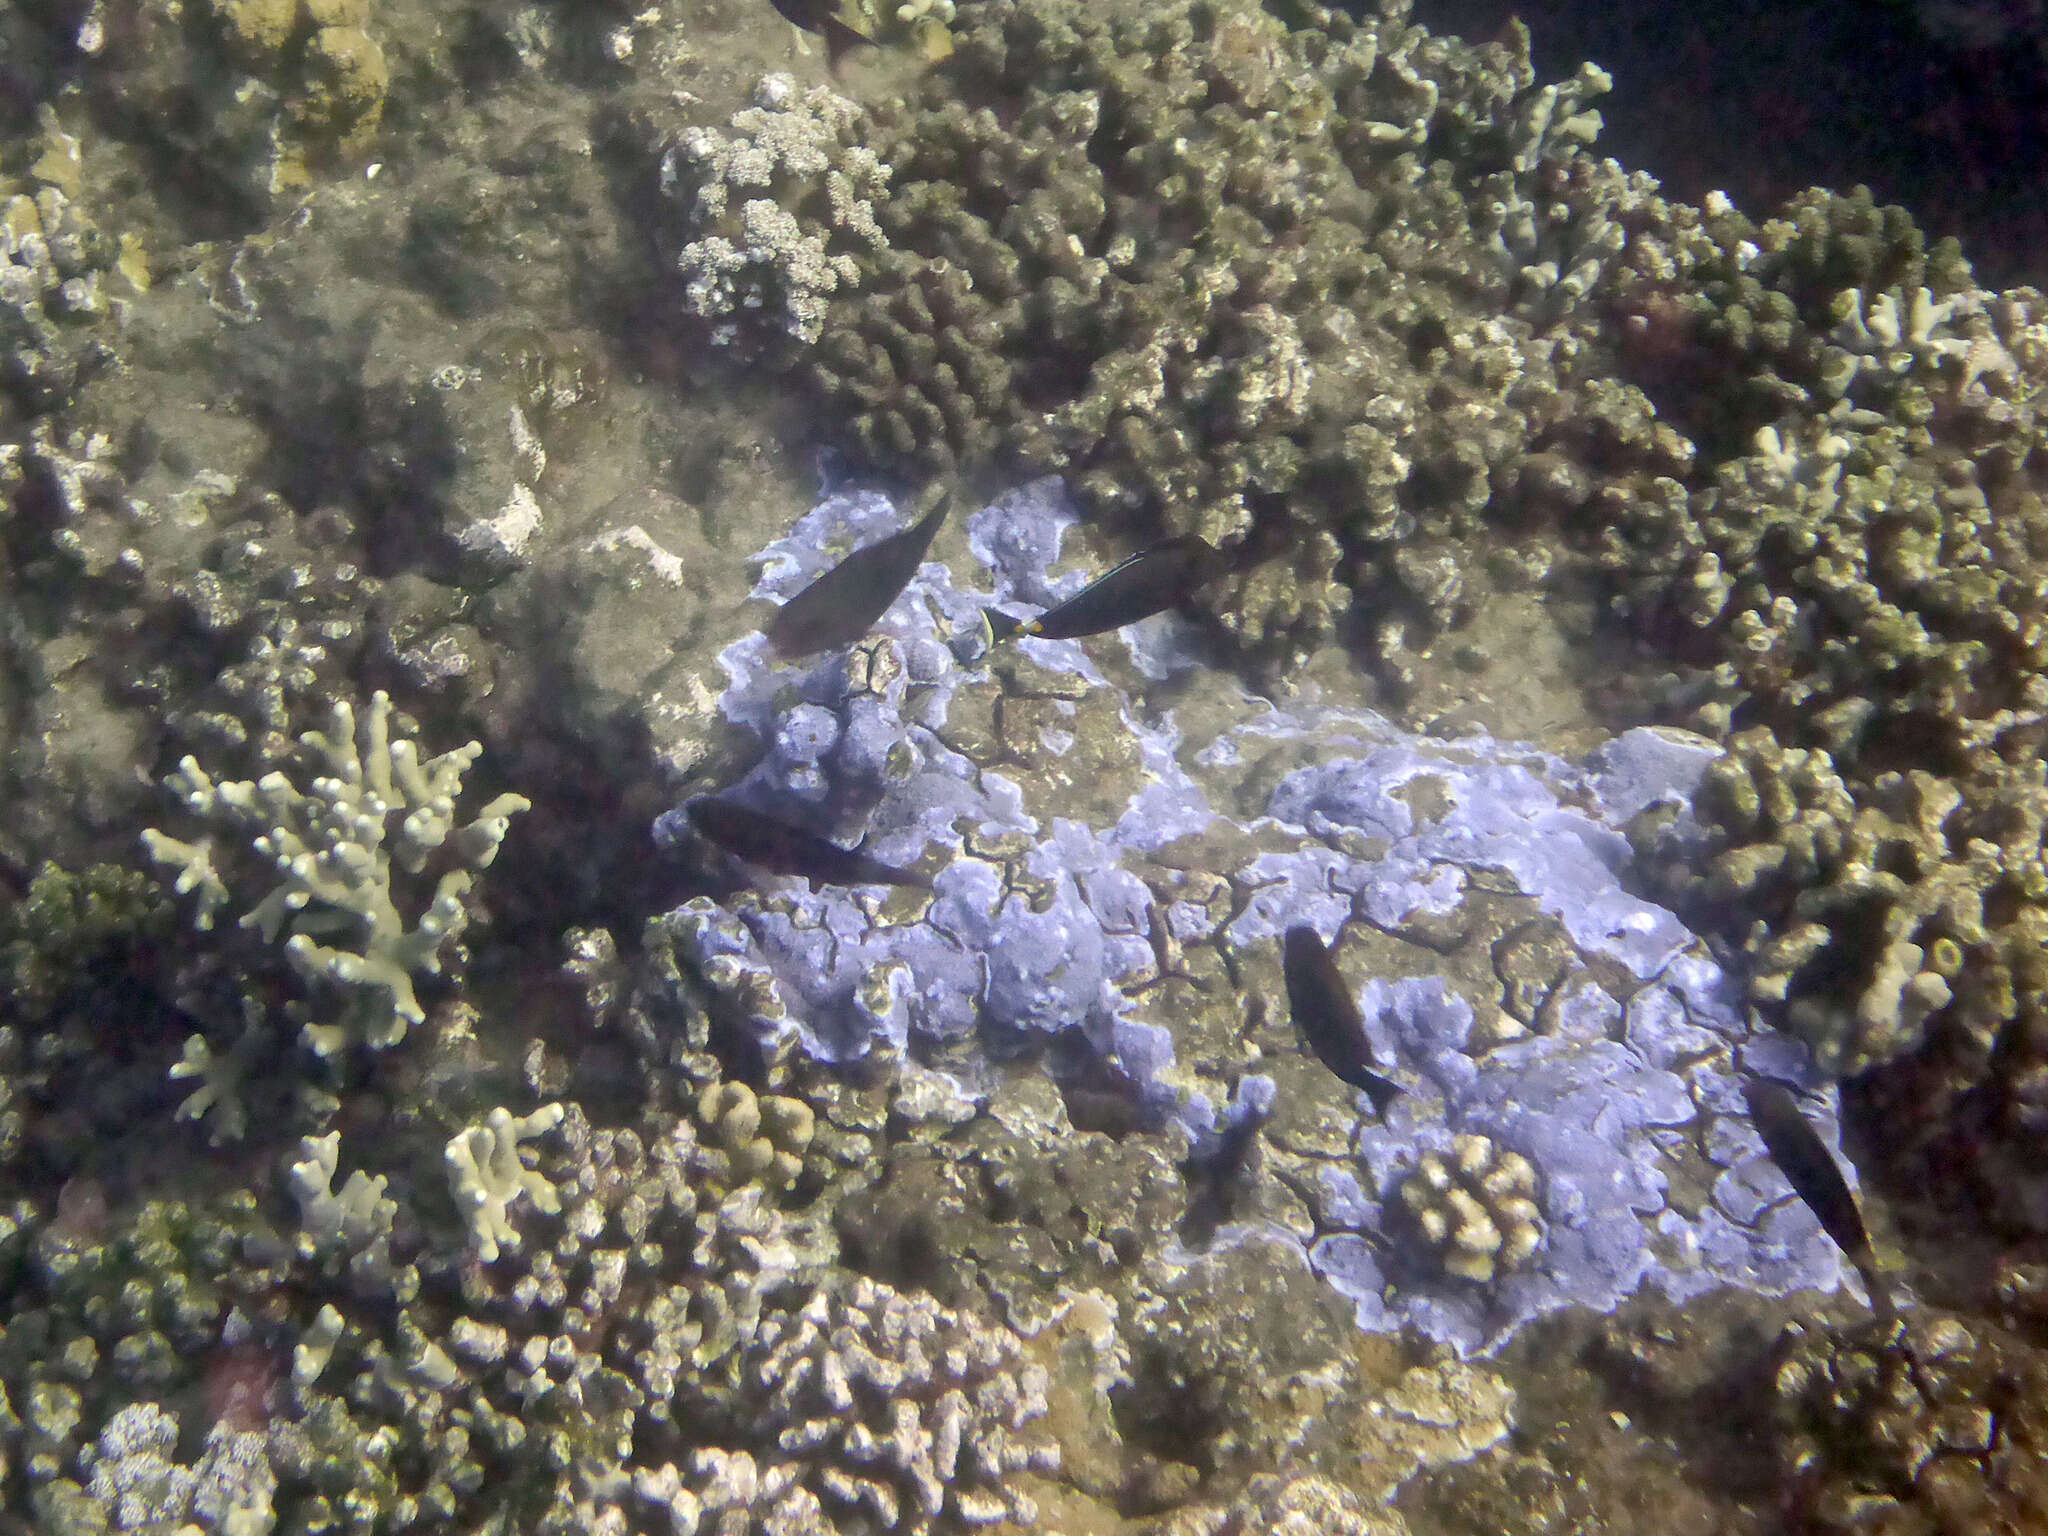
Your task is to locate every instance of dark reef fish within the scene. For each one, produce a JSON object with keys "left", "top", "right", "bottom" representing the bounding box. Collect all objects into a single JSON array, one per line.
[
  {"left": 685, "top": 798, "right": 931, "bottom": 891},
  {"left": 1742, "top": 1077, "right": 1895, "bottom": 1321},
  {"left": 766, "top": 0, "right": 876, "bottom": 67},
  {"left": 767, "top": 0, "right": 953, "bottom": 65},
  {"left": 988, "top": 534, "right": 1226, "bottom": 643},
  {"left": 767, "top": 494, "right": 949, "bottom": 659},
  {"left": 1282, "top": 925, "right": 1401, "bottom": 1117}
]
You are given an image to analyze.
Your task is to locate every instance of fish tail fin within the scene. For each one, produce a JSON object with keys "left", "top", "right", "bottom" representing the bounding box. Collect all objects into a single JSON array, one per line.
[
  {"left": 851, "top": 834, "right": 932, "bottom": 891},
  {"left": 1362, "top": 1072, "right": 1402, "bottom": 1121},
  {"left": 986, "top": 609, "right": 1027, "bottom": 643},
  {"left": 822, "top": 16, "right": 870, "bottom": 68},
  {"left": 1860, "top": 1256, "right": 1898, "bottom": 1325},
  {"left": 875, "top": 837, "right": 934, "bottom": 890}
]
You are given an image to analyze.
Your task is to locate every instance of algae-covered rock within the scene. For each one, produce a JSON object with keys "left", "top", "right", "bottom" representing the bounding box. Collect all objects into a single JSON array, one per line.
[
  {"left": 1774, "top": 1314, "right": 2048, "bottom": 1533},
  {"left": 295, "top": 24, "right": 390, "bottom": 154},
  {"left": 0, "top": 862, "right": 169, "bottom": 1026},
  {"left": 212, "top": 0, "right": 301, "bottom": 62},
  {"left": 35, "top": 0, "right": 393, "bottom": 221}
]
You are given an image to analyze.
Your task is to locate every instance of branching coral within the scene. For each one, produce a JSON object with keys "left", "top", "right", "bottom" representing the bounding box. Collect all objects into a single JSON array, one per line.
[
  {"left": 663, "top": 74, "right": 890, "bottom": 347},
  {"left": 729, "top": 1277, "right": 1060, "bottom": 1532},
  {"left": 445, "top": 1104, "right": 565, "bottom": 1264},
  {"left": 143, "top": 690, "right": 530, "bottom": 1056}
]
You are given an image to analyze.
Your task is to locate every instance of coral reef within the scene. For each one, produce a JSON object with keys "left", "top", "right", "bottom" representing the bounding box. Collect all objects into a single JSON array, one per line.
[
  {"left": 724, "top": 1277, "right": 1059, "bottom": 1531},
  {"left": 662, "top": 0, "right": 1637, "bottom": 669},
  {"left": 287, "top": 1130, "right": 396, "bottom": 1267},
  {"left": 0, "top": 1055, "right": 1085, "bottom": 1536},
  {"left": 638, "top": 0, "right": 2048, "bottom": 1249},
  {"left": 1631, "top": 729, "right": 2007, "bottom": 1078},
  {"left": 1593, "top": 183, "right": 2048, "bottom": 1213},
  {"left": 694, "top": 1080, "right": 815, "bottom": 1193},
  {"left": 67, "top": 1399, "right": 277, "bottom": 1535},
  {"left": 10, "top": 0, "right": 2048, "bottom": 1528}
]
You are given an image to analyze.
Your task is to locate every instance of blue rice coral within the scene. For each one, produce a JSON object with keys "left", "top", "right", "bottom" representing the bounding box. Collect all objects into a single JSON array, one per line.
[{"left": 663, "top": 481, "right": 1860, "bottom": 1353}]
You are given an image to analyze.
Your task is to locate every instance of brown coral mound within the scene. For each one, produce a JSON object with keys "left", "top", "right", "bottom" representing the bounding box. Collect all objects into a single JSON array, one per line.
[
  {"left": 805, "top": 0, "right": 1626, "bottom": 672},
  {"left": 1774, "top": 1313, "right": 2048, "bottom": 1535},
  {"left": 1598, "top": 185, "right": 2048, "bottom": 1207}
]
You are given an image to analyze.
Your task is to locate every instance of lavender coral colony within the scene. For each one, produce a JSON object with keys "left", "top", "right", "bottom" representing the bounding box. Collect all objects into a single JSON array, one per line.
[
  {"left": 670, "top": 478, "right": 1851, "bottom": 1358},
  {"left": 4, "top": 0, "right": 2048, "bottom": 1531}
]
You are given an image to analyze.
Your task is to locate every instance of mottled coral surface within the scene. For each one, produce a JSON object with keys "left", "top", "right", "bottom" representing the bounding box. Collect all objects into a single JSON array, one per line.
[{"left": 667, "top": 481, "right": 1857, "bottom": 1353}]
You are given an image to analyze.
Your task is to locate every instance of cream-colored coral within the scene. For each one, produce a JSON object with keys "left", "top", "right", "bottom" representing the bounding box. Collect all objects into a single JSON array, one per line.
[
  {"left": 1398, "top": 1133, "right": 1544, "bottom": 1283},
  {"left": 168, "top": 1028, "right": 262, "bottom": 1144},
  {"left": 445, "top": 1104, "right": 565, "bottom": 1262},
  {"left": 1822, "top": 284, "right": 2012, "bottom": 401},
  {"left": 664, "top": 74, "right": 889, "bottom": 345},
  {"left": 695, "top": 1081, "right": 814, "bottom": 1192},
  {"left": 143, "top": 691, "right": 529, "bottom": 1056},
  {"left": 739, "top": 1276, "right": 1059, "bottom": 1532},
  {"left": 288, "top": 1130, "right": 397, "bottom": 1258}
]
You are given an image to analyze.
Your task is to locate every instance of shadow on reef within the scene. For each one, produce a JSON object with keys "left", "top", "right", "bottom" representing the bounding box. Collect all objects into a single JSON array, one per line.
[{"left": 225, "top": 325, "right": 463, "bottom": 583}]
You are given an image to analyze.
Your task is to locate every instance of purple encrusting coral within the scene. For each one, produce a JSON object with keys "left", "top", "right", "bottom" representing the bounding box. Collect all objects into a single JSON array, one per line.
[
  {"left": 657, "top": 480, "right": 1205, "bottom": 1108},
  {"left": 660, "top": 481, "right": 1861, "bottom": 1354},
  {"left": 1222, "top": 715, "right": 1852, "bottom": 1351}
]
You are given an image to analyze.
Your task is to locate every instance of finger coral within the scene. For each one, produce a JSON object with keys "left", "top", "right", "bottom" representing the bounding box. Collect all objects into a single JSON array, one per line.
[{"left": 143, "top": 690, "right": 530, "bottom": 1056}]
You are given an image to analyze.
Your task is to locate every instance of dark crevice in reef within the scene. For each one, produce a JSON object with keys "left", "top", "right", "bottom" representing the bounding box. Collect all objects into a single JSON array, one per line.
[{"left": 1413, "top": 0, "right": 2048, "bottom": 290}]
